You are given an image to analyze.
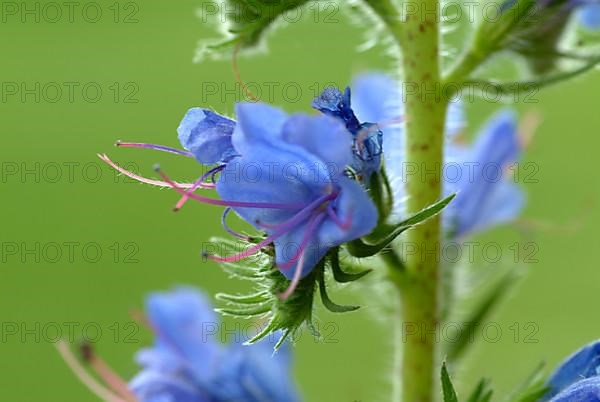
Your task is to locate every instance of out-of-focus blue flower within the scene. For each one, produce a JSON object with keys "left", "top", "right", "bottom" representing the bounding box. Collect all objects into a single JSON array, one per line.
[
  {"left": 216, "top": 103, "right": 378, "bottom": 285},
  {"left": 579, "top": 3, "right": 600, "bottom": 29},
  {"left": 444, "top": 110, "right": 524, "bottom": 238},
  {"left": 178, "top": 108, "right": 237, "bottom": 165},
  {"left": 341, "top": 72, "right": 523, "bottom": 238},
  {"left": 542, "top": 340, "right": 600, "bottom": 400},
  {"left": 549, "top": 377, "right": 600, "bottom": 401},
  {"left": 312, "top": 86, "right": 384, "bottom": 182},
  {"left": 130, "top": 286, "right": 301, "bottom": 402}
]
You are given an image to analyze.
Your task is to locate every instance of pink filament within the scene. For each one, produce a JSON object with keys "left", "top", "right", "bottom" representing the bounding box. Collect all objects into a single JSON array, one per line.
[
  {"left": 98, "top": 154, "right": 196, "bottom": 189},
  {"left": 326, "top": 205, "right": 352, "bottom": 230},
  {"left": 174, "top": 165, "right": 224, "bottom": 211},
  {"left": 156, "top": 166, "right": 308, "bottom": 210},
  {"left": 279, "top": 214, "right": 326, "bottom": 300},
  {"left": 221, "top": 207, "right": 251, "bottom": 240},
  {"left": 115, "top": 141, "right": 193, "bottom": 157},
  {"left": 55, "top": 341, "right": 132, "bottom": 402},
  {"left": 207, "top": 194, "right": 334, "bottom": 263}
]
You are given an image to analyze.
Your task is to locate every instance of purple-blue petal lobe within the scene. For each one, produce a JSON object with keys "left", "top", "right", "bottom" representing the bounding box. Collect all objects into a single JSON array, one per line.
[
  {"left": 580, "top": 3, "right": 600, "bottom": 29},
  {"left": 544, "top": 340, "right": 600, "bottom": 400},
  {"left": 177, "top": 108, "right": 237, "bottom": 165},
  {"left": 549, "top": 377, "right": 600, "bottom": 402}
]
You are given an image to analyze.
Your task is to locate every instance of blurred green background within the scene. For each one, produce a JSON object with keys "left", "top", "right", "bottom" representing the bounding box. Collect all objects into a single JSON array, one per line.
[{"left": 1, "top": 1, "right": 600, "bottom": 401}]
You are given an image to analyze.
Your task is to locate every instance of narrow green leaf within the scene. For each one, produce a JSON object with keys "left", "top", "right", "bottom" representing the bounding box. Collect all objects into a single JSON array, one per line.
[
  {"left": 347, "top": 194, "right": 456, "bottom": 258},
  {"left": 467, "top": 378, "right": 493, "bottom": 402},
  {"left": 441, "top": 362, "right": 459, "bottom": 402},
  {"left": 446, "top": 272, "right": 517, "bottom": 361}
]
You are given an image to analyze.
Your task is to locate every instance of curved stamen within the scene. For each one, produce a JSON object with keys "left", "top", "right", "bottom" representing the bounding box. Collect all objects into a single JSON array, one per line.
[
  {"left": 55, "top": 341, "right": 131, "bottom": 402},
  {"left": 98, "top": 154, "right": 196, "bottom": 189},
  {"left": 206, "top": 194, "right": 334, "bottom": 263},
  {"left": 174, "top": 165, "right": 224, "bottom": 211},
  {"left": 279, "top": 213, "right": 326, "bottom": 300},
  {"left": 115, "top": 141, "right": 193, "bottom": 157},
  {"left": 221, "top": 207, "right": 251, "bottom": 240},
  {"left": 326, "top": 204, "right": 352, "bottom": 230},
  {"left": 80, "top": 343, "right": 137, "bottom": 402},
  {"left": 155, "top": 166, "right": 308, "bottom": 210}
]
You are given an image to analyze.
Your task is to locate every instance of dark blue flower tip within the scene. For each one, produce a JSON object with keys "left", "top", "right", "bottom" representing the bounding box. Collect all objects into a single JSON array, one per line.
[
  {"left": 130, "top": 287, "right": 301, "bottom": 402},
  {"left": 549, "top": 377, "right": 600, "bottom": 402},
  {"left": 312, "top": 86, "right": 360, "bottom": 133},
  {"left": 544, "top": 340, "right": 600, "bottom": 399},
  {"left": 177, "top": 108, "right": 237, "bottom": 165}
]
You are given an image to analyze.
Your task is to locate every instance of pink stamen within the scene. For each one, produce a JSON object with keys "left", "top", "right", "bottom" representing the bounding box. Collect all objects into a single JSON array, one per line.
[
  {"left": 206, "top": 194, "right": 334, "bottom": 263},
  {"left": 278, "top": 214, "right": 326, "bottom": 300},
  {"left": 221, "top": 207, "right": 251, "bottom": 240},
  {"left": 155, "top": 166, "right": 308, "bottom": 210},
  {"left": 55, "top": 341, "right": 132, "bottom": 402},
  {"left": 80, "top": 343, "right": 137, "bottom": 402},
  {"left": 115, "top": 141, "right": 193, "bottom": 157},
  {"left": 174, "top": 165, "right": 224, "bottom": 211},
  {"left": 326, "top": 205, "right": 352, "bottom": 230},
  {"left": 98, "top": 154, "right": 196, "bottom": 189}
]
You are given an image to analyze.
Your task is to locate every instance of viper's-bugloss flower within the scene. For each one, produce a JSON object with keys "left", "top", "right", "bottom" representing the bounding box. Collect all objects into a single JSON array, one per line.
[
  {"left": 131, "top": 287, "right": 300, "bottom": 402},
  {"left": 56, "top": 287, "right": 300, "bottom": 402},
  {"left": 347, "top": 73, "right": 524, "bottom": 239},
  {"left": 215, "top": 103, "right": 377, "bottom": 283},
  {"left": 543, "top": 340, "right": 600, "bottom": 401},
  {"left": 444, "top": 110, "right": 525, "bottom": 238}
]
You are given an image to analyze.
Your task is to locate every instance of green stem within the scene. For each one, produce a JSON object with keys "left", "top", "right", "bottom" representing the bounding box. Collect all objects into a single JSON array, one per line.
[{"left": 369, "top": 1, "right": 447, "bottom": 401}]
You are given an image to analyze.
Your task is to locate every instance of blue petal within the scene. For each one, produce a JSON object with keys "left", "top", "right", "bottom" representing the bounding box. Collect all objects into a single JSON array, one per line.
[
  {"left": 275, "top": 177, "right": 378, "bottom": 279},
  {"left": 177, "top": 108, "right": 237, "bottom": 165},
  {"left": 445, "top": 110, "right": 523, "bottom": 237},
  {"left": 211, "top": 336, "right": 300, "bottom": 402},
  {"left": 549, "top": 377, "right": 600, "bottom": 402},
  {"left": 580, "top": 3, "right": 600, "bottom": 29},
  {"left": 144, "top": 287, "right": 222, "bottom": 382},
  {"left": 130, "top": 370, "right": 209, "bottom": 402},
  {"left": 281, "top": 114, "right": 354, "bottom": 176},
  {"left": 231, "top": 103, "right": 288, "bottom": 155},
  {"left": 545, "top": 341, "right": 600, "bottom": 399}
]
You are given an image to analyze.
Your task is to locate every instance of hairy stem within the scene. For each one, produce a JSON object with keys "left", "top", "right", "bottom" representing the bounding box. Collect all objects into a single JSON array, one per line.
[{"left": 367, "top": 0, "right": 448, "bottom": 400}]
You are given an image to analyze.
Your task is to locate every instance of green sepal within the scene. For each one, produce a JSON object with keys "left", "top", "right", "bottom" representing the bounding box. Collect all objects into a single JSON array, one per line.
[
  {"left": 329, "top": 248, "right": 372, "bottom": 283},
  {"left": 317, "top": 266, "right": 360, "bottom": 313},
  {"left": 446, "top": 271, "right": 517, "bottom": 361},
  {"left": 215, "top": 303, "right": 271, "bottom": 317},
  {"left": 441, "top": 362, "right": 459, "bottom": 402},
  {"left": 203, "top": 0, "right": 310, "bottom": 53},
  {"left": 215, "top": 291, "right": 270, "bottom": 305},
  {"left": 467, "top": 378, "right": 493, "bottom": 402},
  {"left": 347, "top": 193, "right": 456, "bottom": 258}
]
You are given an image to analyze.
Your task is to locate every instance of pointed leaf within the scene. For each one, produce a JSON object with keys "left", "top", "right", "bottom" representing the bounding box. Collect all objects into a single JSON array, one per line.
[
  {"left": 441, "top": 362, "right": 459, "bottom": 402},
  {"left": 329, "top": 248, "right": 372, "bottom": 283},
  {"left": 317, "top": 268, "right": 360, "bottom": 313}
]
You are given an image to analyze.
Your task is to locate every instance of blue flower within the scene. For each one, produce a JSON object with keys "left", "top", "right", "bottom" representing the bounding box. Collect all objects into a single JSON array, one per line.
[
  {"left": 337, "top": 72, "right": 523, "bottom": 238},
  {"left": 177, "top": 108, "right": 237, "bottom": 165},
  {"left": 543, "top": 340, "right": 600, "bottom": 400},
  {"left": 131, "top": 287, "right": 301, "bottom": 402},
  {"left": 579, "top": 3, "right": 600, "bottom": 29},
  {"left": 549, "top": 377, "right": 600, "bottom": 401},
  {"left": 214, "top": 103, "right": 378, "bottom": 294},
  {"left": 444, "top": 110, "right": 525, "bottom": 238},
  {"left": 101, "top": 101, "right": 378, "bottom": 297}
]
